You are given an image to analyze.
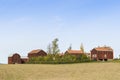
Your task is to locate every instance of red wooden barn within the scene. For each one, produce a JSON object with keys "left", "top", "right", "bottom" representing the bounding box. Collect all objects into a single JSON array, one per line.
[
  {"left": 65, "top": 50, "right": 84, "bottom": 56},
  {"left": 8, "top": 53, "right": 28, "bottom": 64},
  {"left": 28, "top": 49, "right": 47, "bottom": 58},
  {"left": 91, "top": 46, "right": 113, "bottom": 61},
  {"left": 8, "top": 53, "right": 21, "bottom": 64}
]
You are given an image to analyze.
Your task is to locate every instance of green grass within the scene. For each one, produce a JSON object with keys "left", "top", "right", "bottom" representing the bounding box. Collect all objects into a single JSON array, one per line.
[{"left": 0, "top": 63, "right": 120, "bottom": 80}]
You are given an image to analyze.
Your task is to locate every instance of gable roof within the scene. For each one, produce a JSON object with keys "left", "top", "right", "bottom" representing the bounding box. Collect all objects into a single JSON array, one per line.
[
  {"left": 8, "top": 53, "right": 20, "bottom": 57},
  {"left": 28, "top": 49, "right": 42, "bottom": 54},
  {"left": 94, "top": 46, "right": 113, "bottom": 51},
  {"left": 66, "top": 50, "right": 83, "bottom": 54}
]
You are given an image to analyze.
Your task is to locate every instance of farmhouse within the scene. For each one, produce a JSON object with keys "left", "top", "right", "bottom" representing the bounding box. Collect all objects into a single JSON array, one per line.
[
  {"left": 28, "top": 49, "right": 47, "bottom": 58},
  {"left": 65, "top": 50, "right": 84, "bottom": 56},
  {"left": 91, "top": 46, "right": 113, "bottom": 61}
]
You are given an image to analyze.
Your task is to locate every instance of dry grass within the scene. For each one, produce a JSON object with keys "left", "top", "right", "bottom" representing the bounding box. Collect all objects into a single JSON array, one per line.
[{"left": 0, "top": 63, "right": 120, "bottom": 80}]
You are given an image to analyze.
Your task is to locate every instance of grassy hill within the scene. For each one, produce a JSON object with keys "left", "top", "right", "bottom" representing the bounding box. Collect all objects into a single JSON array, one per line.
[{"left": 0, "top": 63, "right": 120, "bottom": 80}]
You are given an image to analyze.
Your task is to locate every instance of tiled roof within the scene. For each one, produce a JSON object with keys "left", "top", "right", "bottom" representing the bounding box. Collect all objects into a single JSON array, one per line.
[
  {"left": 67, "top": 50, "right": 83, "bottom": 54},
  {"left": 28, "top": 49, "right": 42, "bottom": 54},
  {"left": 95, "top": 47, "right": 113, "bottom": 51}
]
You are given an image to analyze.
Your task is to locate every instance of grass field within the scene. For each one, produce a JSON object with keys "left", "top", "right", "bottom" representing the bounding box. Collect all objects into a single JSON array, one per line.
[{"left": 0, "top": 63, "right": 120, "bottom": 80}]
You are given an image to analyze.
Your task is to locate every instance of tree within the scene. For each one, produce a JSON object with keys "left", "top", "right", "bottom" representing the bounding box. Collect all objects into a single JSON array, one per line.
[
  {"left": 47, "top": 44, "right": 52, "bottom": 54},
  {"left": 52, "top": 38, "right": 60, "bottom": 55},
  {"left": 80, "top": 43, "right": 84, "bottom": 53},
  {"left": 68, "top": 44, "right": 72, "bottom": 50}
]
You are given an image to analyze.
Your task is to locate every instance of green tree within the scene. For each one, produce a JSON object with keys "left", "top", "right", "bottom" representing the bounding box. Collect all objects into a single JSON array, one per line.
[
  {"left": 80, "top": 43, "right": 84, "bottom": 53},
  {"left": 52, "top": 38, "right": 60, "bottom": 55},
  {"left": 81, "top": 54, "right": 90, "bottom": 62},
  {"left": 62, "top": 54, "right": 76, "bottom": 62}
]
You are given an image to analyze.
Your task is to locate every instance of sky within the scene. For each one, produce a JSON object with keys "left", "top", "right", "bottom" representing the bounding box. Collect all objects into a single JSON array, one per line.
[{"left": 0, "top": 0, "right": 120, "bottom": 64}]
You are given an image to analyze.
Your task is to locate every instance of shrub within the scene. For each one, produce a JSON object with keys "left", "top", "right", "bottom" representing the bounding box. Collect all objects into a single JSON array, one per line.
[{"left": 27, "top": 54, "right": 91, "bottom": 64}]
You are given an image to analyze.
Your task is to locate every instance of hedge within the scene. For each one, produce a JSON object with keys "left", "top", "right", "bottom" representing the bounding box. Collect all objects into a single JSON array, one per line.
[{"left": 27, "top": 54, "right": 91, "bottom": 64}]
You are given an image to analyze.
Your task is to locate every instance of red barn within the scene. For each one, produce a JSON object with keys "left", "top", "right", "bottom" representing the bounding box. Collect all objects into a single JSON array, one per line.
[
  {"left": 65, "top": 50, "right": 84, "bottom": 56},
  {"left": 8, "top": 53, "right": 21, "bottom": 64},
  {"left": 28, "top": 49, "right": 47, "bottom": 58},
  {"left": 91, "top": 46, "right": 113, "bottom": 61}
]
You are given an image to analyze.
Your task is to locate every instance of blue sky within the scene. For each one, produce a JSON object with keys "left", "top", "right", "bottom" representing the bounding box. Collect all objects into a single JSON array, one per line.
[{"left": 0, "top": 0, "right": 120, "bottom": 63}]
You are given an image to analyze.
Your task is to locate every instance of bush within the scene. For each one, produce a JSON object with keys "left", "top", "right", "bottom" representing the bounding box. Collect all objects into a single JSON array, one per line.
[{"left": 28, "top": 54, "right": 91, "bottom": 64}]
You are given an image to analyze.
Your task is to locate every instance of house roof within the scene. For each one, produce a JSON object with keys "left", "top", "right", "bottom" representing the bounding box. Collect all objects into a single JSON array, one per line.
[
  {"left": 94, "top": 46, "right": 113, "bottom": 51},
  {"left": 66, "top": 50, "right": 83, "bottom": 54},
  {"left": 28, "top": 49, "right": 43, "bottom": 54}
]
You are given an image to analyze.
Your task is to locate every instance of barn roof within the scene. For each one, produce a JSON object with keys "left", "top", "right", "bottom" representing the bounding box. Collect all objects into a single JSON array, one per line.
[
  {"left": 28, "top": 49, "right": 43, "bottom": 54},
  {"left": 8, "top": 53, "right": 20, "bottom": 57},
  {"left": 94, "top": 46, "right": 113, "bottom": 51},
  {"left": 66, "top": 50, "right": 83, "bottom": 54}
]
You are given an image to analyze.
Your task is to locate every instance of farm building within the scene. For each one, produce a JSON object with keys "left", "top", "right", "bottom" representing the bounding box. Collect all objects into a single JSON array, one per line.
[
  {"left": 28, "top": 49, "right": 47, "bottom": 58},
  {"left": 65, "top": 50, "right": 84, "bottom": 56},
  {"left": 21, "top": 56, "right": 28, "bottom": 64},
  {"left": 8, "top": 53, "right": 22, "bottom": 64},
  {"left": 8, "top": 49, "right": 47, "bottom": 64},
  {"left": 8, "top": 53, "right": 28, "bottom": 64},
  {"left": 91, "top": 46, "right": 113, "bottom": 61}
]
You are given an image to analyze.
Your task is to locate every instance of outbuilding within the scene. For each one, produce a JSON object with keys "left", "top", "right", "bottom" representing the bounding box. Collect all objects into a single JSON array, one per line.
[
  {"left": 8, "top": 53, "right": 21, "bottom": 64},
  {"left": 91, "top": 46, "right": 113, "bottom": 61},
  {"left": 65, "top": 50, "right": 84, "bottom": 56},
  {"left": 28, "top": 49, "right": 47, "bottom": 58}
]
